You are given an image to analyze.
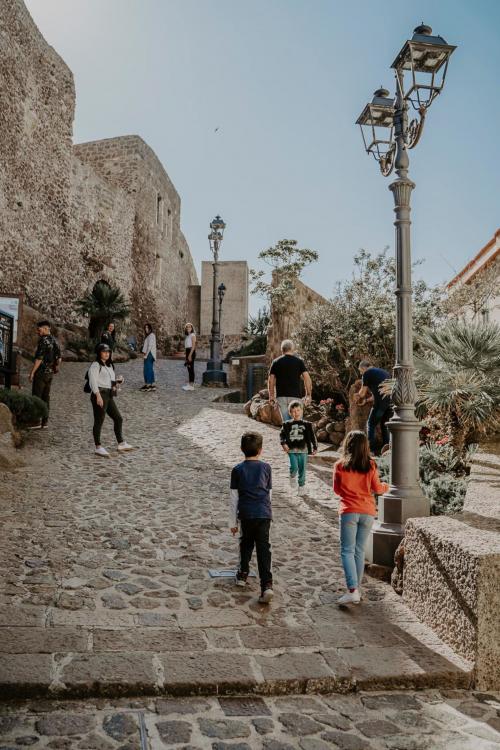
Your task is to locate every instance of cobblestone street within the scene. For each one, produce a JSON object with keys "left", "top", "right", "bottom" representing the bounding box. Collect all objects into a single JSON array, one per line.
[{"left": 1, "top": 360, "right": 498, "bottom": 748}]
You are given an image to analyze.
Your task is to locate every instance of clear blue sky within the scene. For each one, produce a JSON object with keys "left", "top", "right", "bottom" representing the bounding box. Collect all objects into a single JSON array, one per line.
[{"left": 26, "top": 0, "right": 500, "bottom": 311}]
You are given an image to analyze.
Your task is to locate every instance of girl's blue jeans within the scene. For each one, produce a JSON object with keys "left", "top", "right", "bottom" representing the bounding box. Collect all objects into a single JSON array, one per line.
[
  {"left": 340, "top": 513, "right": 374, "bottom": 590},
  {"left": 288, "top": 452, "right": 307, "bottom": 487},
  {"left": 144, "top": 352, "right": 155, "bottom": 384}
]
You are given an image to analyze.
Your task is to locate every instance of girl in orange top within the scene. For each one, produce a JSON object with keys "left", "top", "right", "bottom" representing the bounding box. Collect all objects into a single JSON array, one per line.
[{"left": 333, "top": 430, "right": 389, "bottom": 605}]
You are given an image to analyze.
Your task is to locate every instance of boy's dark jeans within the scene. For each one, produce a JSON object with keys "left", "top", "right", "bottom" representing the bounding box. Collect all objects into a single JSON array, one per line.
[
  {"left": 91, "top": 388, "right": 123, "bottom": 446},
  {"left": 239, "top": 518, "right": 272, "bottom": 590},
  {"left": 32, "top": 371, "right": 53, "bottom": 425}
]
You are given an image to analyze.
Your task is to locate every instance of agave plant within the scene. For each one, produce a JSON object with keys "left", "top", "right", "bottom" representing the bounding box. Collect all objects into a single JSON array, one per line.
[
  {"left": 415, "top": 320, "right": 500, "bottom": 454},
  {"left": 76, "top": 282, "right": 130, "bottom": 339}
]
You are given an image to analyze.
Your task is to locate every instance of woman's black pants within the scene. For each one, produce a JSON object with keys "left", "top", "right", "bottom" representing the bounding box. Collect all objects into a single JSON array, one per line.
[
  {"left": 185, "top": 348, "right": 196, "bottom": 383},
  {"left": 91, "top": 389, "right": 123, "bottom": 445}
]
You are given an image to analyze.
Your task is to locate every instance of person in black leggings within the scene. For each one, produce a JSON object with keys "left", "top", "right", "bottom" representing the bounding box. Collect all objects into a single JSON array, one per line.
[{"left": 182, "top": 322, "right": 197, "bottom": 391}]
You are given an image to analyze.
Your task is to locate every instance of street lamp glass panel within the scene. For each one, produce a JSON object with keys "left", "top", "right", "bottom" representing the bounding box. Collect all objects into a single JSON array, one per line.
[
  {"left": 356, "top": 89, "right": 395, "bottom": 161},
  {"left": 392, "top": 25, "right": 456, "bottom": 109},
  {"left": 210, "top": 215, "right": 226, "bottom": 234}
]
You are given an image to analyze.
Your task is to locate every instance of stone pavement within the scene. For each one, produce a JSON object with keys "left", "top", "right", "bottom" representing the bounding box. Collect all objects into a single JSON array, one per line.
[
  {"left": 1, "top": 690, "right": 500, "bottom": 749},
  {"left": 0, "top": 360, "right": 473, "bottom": 701}
]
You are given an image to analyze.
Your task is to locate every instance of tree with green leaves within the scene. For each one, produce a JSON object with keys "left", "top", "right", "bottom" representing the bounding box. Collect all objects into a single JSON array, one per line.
[
  {"left": 250, "top": 239, "right": 319, "bottom": 312},
  {"left": 295, "top": 248, "right": 443, "bottom": 401},
  {"left": 76, "top": 281, "right": 130, "bottom": 339},
  {"left": 415, "top": 319, "right": 500, "bottom": 454}
]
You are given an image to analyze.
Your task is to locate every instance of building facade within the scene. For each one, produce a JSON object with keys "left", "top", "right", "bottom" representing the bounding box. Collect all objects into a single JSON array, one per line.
[{"left": 447, "top": 229, "right": 500, "bottom": 324}]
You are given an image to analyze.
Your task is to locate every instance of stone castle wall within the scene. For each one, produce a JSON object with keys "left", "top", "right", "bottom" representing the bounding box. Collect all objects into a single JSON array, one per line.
[
  {"left": 0, "top": 0, "right": 198, "bottom": 345},
  {"left": 266, "top": 275, "right": 327, "bottom": 361}
]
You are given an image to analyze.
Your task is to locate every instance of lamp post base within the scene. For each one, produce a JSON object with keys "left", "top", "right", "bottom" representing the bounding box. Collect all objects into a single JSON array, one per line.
[
  {"left": 365, "top": 521, "right": 403, "bottom": 568},
  {"left": 202, "top": 368, "right": 227, "bottom": 387}
]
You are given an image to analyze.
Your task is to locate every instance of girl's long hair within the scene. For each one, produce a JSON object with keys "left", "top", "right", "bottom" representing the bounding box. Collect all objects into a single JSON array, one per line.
[
  {"left": 184, "top": 322, "right": 196, "bottom": 335},
  {"left": 144, "top": 323, "right": 153, "bottom": 336},
  {"left": 340, "top": 430, "right": 372, "bottom": 473}
]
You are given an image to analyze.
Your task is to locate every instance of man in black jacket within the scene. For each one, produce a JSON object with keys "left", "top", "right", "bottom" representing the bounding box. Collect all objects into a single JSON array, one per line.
[
  {"left": 280, "top": 400, "right": 317, "bottom": 496},
  {"left": 29, "top": 320, "right": 61, "bottom": 429}
]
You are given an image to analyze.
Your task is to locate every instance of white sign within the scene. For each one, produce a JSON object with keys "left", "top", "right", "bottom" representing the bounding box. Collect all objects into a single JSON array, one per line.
[{"left": 0, "top": 297, "right": 20, "bottom": 343}]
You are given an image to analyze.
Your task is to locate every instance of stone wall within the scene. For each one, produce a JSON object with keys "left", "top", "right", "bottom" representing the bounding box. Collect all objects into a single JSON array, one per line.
[
  {"left": 0, "top": 0, "right": 198, "bottom": 346},
  {"left": 266, "top": 275, "right": 326, "bottom": 361},
  {"left": 402, "top": 439, "right": 500, "bottom": 690},
  {"left": 200, "top": 261, "right": 249, "bottom": 336}
]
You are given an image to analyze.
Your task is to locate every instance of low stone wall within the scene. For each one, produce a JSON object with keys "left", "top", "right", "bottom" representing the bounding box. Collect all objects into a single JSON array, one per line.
[{"left": 402, "top": 439, "right": 500, "bottom": 690}]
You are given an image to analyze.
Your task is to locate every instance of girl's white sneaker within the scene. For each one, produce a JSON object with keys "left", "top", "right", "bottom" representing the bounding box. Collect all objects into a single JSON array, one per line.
[
  {"left": 95, "top": 446, "right": 110, "bottom": 458},
  {"left": 117, "top": 442, "right": 133, "bottom": 452},
  {"left": 337, "top": 589, "right": 361, "bottom": 605}
]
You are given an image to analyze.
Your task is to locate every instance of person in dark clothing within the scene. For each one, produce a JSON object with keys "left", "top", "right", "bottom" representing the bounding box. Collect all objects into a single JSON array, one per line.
[
  {"left": 229, "top": 431, "right": 274, "bottom": 604},
  {"left": 268, "top": 339, "right": 312, "bottom": 423},
  {"left": 280, "top": 400, "right": 318, "bottom": 496},
  {"left": 356, "top": 360, "right": 392, "bottom": 454},
  {"left": 100, "top": 322, "right": 116, "bottom": 351},
  {"left": 29, "top": 320, "right": 61, "bottom": 429},
  {"left": 182, "top": 322, "right": 197, "bottom": 390}
]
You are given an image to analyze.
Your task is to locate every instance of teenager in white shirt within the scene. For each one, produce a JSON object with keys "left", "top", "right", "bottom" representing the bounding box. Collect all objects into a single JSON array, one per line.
[
  {"left": 141, "top": 323, "right": 157, "bottom": 391},
  {"left": 89, "top": 344, "right": 132, "bottom": 457},
  {"left": 182, "top": 322, "right": 197, "bottom": 391}
]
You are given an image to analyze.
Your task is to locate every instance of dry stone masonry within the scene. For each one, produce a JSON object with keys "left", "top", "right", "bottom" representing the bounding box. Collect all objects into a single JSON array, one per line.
[{"left": 0, "top": 0, "right": 198, "bottom": 341}]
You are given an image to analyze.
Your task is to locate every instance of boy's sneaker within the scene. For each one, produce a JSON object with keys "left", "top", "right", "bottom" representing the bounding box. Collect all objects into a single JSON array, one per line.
[
  {"left": 117, "top": 442, "right": 134, "bottom": 452},
  {"left": 29, "top": 422, "right": 42, "bottom": 430},
  {"left": 235, "top": 571, "right": 248, "bottom": 587},
  {"left": 95, "top": 446, "right": 110, "bottom": 458},
  {"left": 140, "top": 384, "right": 149, "bottom": 391},
  {"left": 297, "top": 485, "right": 307, "bottom": 496},
  {"left": 289, "top": 474, "right": 297, "bottom": 489},
  {"left": 258, "top": 583, "right": 274, "bottom": 604},
  {"left": 150, "top": 384, "right": 156, "bottom": 390},
  {"left": 337, "top": 589, "right": 360, "bottom": 605}
]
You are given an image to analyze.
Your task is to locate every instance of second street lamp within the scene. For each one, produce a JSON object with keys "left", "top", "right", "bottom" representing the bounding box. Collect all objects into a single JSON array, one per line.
[
  {"left": 202, "top": 215, "right": 227, "bottom": 386},
  {"left": 356, "top": 24, "right": 456, "bottom": 566}
]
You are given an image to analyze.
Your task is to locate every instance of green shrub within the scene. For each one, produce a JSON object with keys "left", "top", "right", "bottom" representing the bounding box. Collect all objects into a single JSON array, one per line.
[
  {"left": 375, "top": 443, "right": 469, "bottom": 516},
  {"left": 426, "top": 474, "right": 467, "bottom": 515},
  {"left": 0, "top": 389, "right": 48, "bottom": 426}
]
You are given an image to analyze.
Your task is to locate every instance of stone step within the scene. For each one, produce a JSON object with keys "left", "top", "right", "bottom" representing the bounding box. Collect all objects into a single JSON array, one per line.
[{"left": 0, "top": 644, "right": 472, "bottom": 700}]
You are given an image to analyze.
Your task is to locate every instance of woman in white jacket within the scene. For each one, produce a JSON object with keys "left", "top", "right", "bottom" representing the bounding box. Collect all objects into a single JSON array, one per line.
[
  {"left": 141, "top": 323, "right": 157, "bottom": 391},
  {"left": 89, "top": 344, "right": 132, "bottom": 457}
]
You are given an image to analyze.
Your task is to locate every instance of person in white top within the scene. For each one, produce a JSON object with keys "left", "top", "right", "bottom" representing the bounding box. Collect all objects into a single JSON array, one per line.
[
  {"left": 141, "top": 323, "right": 157, "bottom": 391},
  {"left": 182, "top": 322, "right": 197, "bottom": 391},
  {"left": 89, "top": 344, "right": 133, "bottom": 457}
]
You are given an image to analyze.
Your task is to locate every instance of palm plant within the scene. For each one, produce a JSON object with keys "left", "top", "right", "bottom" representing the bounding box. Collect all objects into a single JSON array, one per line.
[
  {"left": 415, "top": 320, "right": 500, "bottom": 454},
  {"left": 76, "top": 282, "right": 130, "bottom": 339}
]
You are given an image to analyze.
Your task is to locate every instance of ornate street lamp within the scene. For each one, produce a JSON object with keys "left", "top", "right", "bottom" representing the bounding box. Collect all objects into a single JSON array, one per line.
[
  {"left": 356, "top": 24, "right": 456, "bottom": 566},
  {"left": 202, "top": 215, "right": 228, "bottom": 386}
]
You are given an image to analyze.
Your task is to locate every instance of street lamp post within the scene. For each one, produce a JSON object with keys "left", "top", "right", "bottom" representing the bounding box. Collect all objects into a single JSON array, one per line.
[
  {"left": 217, "top": 282, "right": 226, "bottom": 334},
  {"left": 203, "top": 215, "right": 228, "bottom": 386},
  {"left": 356, "top": 25, "right": 456, "bottom": 566}
]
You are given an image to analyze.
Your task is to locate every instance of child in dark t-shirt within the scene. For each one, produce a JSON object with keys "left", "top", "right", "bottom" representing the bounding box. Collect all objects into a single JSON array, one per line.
[
  {"left": 280, "top": 400, "right": 317, "bottom": 496},
  {"left": 230, "top": 431, "right": 274, "bottom": 604}
]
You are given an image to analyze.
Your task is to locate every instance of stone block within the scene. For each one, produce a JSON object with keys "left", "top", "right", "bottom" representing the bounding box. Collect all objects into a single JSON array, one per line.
[
  {"left": 160, "top": 653, "right": 256, "bottom": 693},
  {"left": 403, "top": 515, "right": 500, "bottom": 690},
  {"left": 61, "top": 653, "right": 156, "bottom": 696},
  {"left": 93, "top": 628, "right": 206, "bottom": 652},
  {"left": 239, "top": 626, "right": 319, "bottom": 650},
  {"left": 0, "top": 654, "right": 52, "bottom": 697},
  {"left": 0, "top": 627, "right": 87, "bottom": 653},
  {"left": 256, "top": 652, "right": 351, "bottom": 693}
]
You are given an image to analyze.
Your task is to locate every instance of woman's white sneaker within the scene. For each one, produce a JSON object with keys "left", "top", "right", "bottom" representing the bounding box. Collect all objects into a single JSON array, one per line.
[
  {"left": 95, "top": 446, "right": 110, "bottom": 458},
  {"left": 337, "top": 589, "right": 361, "bottom": 605},
  {"left": 117, "top": 442, "right": 133, "bottom": 452}
]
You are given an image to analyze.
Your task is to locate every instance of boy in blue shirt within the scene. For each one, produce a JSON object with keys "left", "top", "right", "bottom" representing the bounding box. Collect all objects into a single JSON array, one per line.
[{"left": 230, "top": 431, "right": 274, "bottom": 603}]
